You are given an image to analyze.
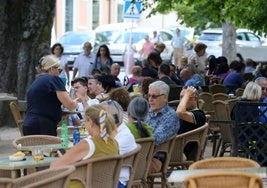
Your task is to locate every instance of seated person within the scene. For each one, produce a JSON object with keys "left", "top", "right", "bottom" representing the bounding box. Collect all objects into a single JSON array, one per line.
[
  {"left": 109, "top": 87, "right": 131, "bottom": 123},
  {"left": 50, "top": 104, "right": 119, "bottom": 187},
  {"left": 127, "top": 97, "right": 153, "bottom": 139},
  {"left": 101, "top": 100, "right": 137, "bottom": 188},
  {"left": 145, "top": 81, "right": 180, "bottom": 173},
  {"left": 158, "top": 63, "right": 177, "bottom": 85},
  {"left": 129, "top": 65, "right": 143, "bottom": 84},
  {"left": 176, "top": 86, "right": 206, "bottom": 159},
  {"left": 69, "top": 77, "right": 99, "bottom": 125}
]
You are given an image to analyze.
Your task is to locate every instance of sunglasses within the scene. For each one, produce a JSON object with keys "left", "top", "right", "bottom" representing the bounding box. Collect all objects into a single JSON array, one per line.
[
  {"left": 148, "top": 94, "right": 164, "bottom": 99},
  {"left": 262, "top": 87, "right": 267, "bottom": 91}
]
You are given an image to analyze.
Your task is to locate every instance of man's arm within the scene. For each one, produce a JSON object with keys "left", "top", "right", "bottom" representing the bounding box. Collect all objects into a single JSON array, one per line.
[{"left": 153, "top": 110, "right": 179, "bottom": 145}]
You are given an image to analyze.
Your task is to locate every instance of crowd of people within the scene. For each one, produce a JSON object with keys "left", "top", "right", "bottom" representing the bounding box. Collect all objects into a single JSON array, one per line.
[{"left": 22, "top": 27, "right": 267, "bottom": 187}]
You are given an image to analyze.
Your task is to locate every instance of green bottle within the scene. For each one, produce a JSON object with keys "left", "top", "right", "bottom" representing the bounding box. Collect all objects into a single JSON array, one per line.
[{"left": 61, "top": 120, "right": 69, "bottom": 148}]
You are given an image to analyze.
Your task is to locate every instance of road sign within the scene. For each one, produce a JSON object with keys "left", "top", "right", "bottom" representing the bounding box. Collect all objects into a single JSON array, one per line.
[{"left": 123, "top": 0, "right": 142, "bottom": 20}]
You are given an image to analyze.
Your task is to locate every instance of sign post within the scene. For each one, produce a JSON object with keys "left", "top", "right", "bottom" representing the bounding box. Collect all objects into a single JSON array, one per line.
[
  {"left": 123, "top": 0, "right": 142, "bottom": 75},
  {"left": 123, "top": 0, "right": 142, "bottom": 20}
]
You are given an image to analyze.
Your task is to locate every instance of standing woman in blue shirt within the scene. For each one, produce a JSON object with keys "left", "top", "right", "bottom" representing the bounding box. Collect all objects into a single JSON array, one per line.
[{"left": 23, "top": 55, "right": 80, "bottom": 136}]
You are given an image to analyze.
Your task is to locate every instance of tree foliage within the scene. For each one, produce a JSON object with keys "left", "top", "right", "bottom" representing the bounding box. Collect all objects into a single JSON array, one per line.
[{"left": 141, "top": 0, "right": 267, "bottom": 34}]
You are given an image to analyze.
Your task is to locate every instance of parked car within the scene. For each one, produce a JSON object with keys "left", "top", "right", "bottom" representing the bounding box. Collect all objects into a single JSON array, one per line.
[
  {"left": 195, "top": 28, "right": 262, "bottom": 57},
  {"left": 108, "top": 28, "right": 174, "bottom": 65},
  {"left": 58, "top": 31, "right": 108, "bottom": 69},
  {"left": 94, "top": 22, "right": 136, "bottom": 42}
]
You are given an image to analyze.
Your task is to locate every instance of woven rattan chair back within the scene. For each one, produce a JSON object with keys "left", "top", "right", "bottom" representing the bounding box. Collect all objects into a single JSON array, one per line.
[
  {"left": 189, "top": 157, "right": 260, "bottom": 170},
  {"left": 184, "top": 171, "right": 263, "bottom": 188},
  {"left": 70, "top": 154, "right": 123, "bottom": 188},
  {"left": 12, "top": 135, "right": 61, "bottom": 152},
  {"left": 212, "top": 100, "right": 235, "bottom": 156},
  {"left": 13, "top": 165, "right": 75, "bottom": 188},
  {"left": 0, "top": 178, "right": 13, "bottom": 188},
  {"left": 169, "top": 123, "right": 209, "bottom": 170},
  {"left": 213, "top": 93, "right": 230, "bottom": 101},
  {"left": 235, "top": 88, "right": 244, "bottom": 97},
  {"left": 209, "top": 84, "right": 227, "bottom": 94},
  {"left": 209, "top": 77, "right": 222, "bottom": 85},
  {"left": 198, "top": 92, "right": 214, "bottom": 114},
  {"left": 147, "top": 135, "right": 176, "bottom": 188},
  {"left": 122, "top": 144, "right": 141, "bottom": 188},
  {"left": 9, "top": 102, "right": 24, "bottom": 136},
  {"left": 131, "top": 137, "right": 155, "bottom": 187}
]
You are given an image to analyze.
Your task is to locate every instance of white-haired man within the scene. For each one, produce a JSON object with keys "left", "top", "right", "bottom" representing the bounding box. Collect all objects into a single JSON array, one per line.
[{"left": 145, "top": 80, "right": 180, "bottom": 173}]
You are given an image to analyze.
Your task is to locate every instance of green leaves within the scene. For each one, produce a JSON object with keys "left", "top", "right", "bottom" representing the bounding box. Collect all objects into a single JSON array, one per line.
[{"left": 142, "top": 0, "right": 267, "bottom": 33}]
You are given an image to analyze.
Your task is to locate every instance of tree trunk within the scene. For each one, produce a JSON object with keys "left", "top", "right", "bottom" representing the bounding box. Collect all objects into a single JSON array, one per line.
[
  {"left": 222, "top": 21, "right": 236, "bottom": 64},
  {"left": 0, "top": 0, "right": 56, "bottom": 127}
]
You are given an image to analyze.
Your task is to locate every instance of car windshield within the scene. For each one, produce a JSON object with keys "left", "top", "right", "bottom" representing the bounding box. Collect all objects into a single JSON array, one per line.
[
  {"left": 199, "top": 33, "right": 222, "bottom": 41},
  {"left": 59, "top": 33, "right": 92, "bottom": 45},
  {"left": 114, "top": 32, "right": 147, "bottom": 44}
]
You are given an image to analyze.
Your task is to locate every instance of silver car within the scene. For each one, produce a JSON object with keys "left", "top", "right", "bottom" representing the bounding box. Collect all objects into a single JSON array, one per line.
[{"left": 196, "top": 28, "right": 262, "bottom": 57}]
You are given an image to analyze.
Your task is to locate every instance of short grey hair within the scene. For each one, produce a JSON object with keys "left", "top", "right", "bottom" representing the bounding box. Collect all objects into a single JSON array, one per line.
[
  {"left": 254, "top": 77, "right": 267, "bottom": 84},
  {"left": 149, "top": 80, "right": 170, "bottom": 95}
]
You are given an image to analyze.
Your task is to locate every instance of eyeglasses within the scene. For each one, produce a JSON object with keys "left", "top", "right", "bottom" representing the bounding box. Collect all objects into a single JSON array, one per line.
[
  {"left": 262, "top": 87, "right": 267, "bottom": 91},
  {"left": 148, "top": 94, "right": 164, "bottom": 99}
]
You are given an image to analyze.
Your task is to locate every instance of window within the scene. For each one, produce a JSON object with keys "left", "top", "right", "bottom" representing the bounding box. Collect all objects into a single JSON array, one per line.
[
  {"left": 65, "top": 0, "right": 73, "bottom": 32},
  {"left": 92, "top": 0, "right": 100, "bottom": 30},
  {"left": 247, "top": 32, "right": 260, "bottom": 42}
]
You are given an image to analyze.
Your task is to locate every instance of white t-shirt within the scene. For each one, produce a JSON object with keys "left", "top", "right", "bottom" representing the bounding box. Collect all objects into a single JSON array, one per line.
[{"left": 115, "top": 123, "right": 137, "bottom": 186}]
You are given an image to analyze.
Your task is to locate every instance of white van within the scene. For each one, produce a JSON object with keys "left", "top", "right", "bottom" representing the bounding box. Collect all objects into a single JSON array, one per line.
[{"left": 94, "top": 22, "right": 136, "bottom": 42}]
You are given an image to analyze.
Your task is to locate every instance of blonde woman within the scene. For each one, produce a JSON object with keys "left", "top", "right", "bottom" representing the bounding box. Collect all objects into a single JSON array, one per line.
[
  {"left": 23, "top": 55, "right": 80, "bottom": 136},
  {"left": 50, "top": 104, "right": 118, "bottom": 167}
]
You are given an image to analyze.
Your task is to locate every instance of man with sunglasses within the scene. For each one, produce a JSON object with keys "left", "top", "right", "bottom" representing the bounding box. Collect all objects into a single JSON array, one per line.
[{"left": 145, "top": 80, "right": 180, "bottom": 173}]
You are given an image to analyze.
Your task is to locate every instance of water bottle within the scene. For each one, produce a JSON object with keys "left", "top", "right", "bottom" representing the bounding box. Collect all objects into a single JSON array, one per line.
[
  {"left": 61, "top": 120, "right": 69, "bottom": 149},
  {"left": 73, "top": 125, "right": 80, "bottom": 145}
]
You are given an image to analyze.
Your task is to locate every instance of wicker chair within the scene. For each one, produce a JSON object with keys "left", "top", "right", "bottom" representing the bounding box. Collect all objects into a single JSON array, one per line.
[
  {"left": 122, "top": 144, "right": 141, "bottom": 188},
  {"left": 12, "top": 165, "right": 75, "bottom": 188},
  {"left": 131, "top": 137, "right": 155, "bottom": 188},
  {"left": 184, "top": 171, "right": 263, "bottom": 188},
  {"left": 147, "top": 135, "right": 176, "bottom": 188},
  {"left": 0, "top": 178, "right": 13, "bottom": 188},
  {"left": 209, "top": 84, "right": 227, "bottom": 94},
  {"left": 69, "top": 154, "right": 123, "bottom": 188},
  {"left": 235, "top": 88, "right": 244, "bottom": 97},
  {"left": 213, "top": 93, "right": 230, "bottom": 101},
  {"left": 199, "top": 92, "right": 220, "bottom": 156},
  {"left": 189, "top": 157, "right": 260, "bottom": 170},
  {"left": 212, "top": 100, "right": 235, "bottom": 157},
  {"left": 198, "top": 92, "right": 214, "bottom": 114},
  {"left": 169, "top": 123, "right": 209, "bottom": 170},
  {"left": 9, "top": 102, "right": 24, "bottom": 136},
  {"left": 13, "top": 135, "right": 61, "bottom": 151}
]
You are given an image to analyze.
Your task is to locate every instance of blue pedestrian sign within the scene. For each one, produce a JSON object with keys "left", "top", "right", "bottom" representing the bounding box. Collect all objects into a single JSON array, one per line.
[{"left": 123, "top": 0, "right": 142, "bottom": 20}]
